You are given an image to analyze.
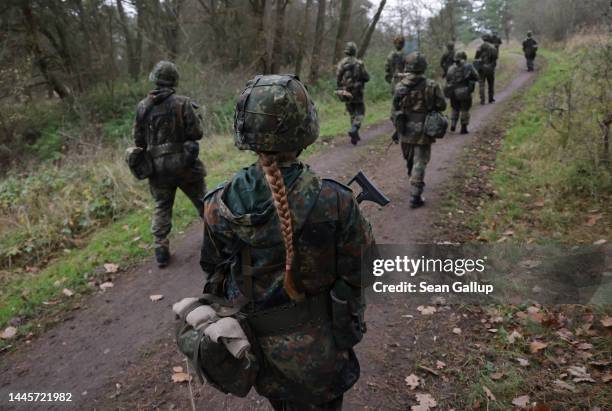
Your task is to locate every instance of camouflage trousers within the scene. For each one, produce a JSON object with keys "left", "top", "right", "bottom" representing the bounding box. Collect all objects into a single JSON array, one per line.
[
  {"left": 450, "top": 96, "right": 473, "bottom": 127},
  {"left": 345, "top": 101, "right": 365, "bottom": 129},
  {"left": 149, "top": 178, "right": 206, "bottom": 249},
  {"left": 479, "top": 71, "right": 495, "bottom": 103},
  {"left": 401, "top": 143, "right": 431, "bottom": 196},
  {"left": 268, "top": 395, "right": 343, "bottom": 411},
  {"left": 525, "top": 56, "right": 536, "bottom": 71}
]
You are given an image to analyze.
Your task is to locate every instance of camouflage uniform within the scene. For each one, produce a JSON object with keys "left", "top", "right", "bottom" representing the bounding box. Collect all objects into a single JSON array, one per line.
[
  {"left": 385, "top": 36, "right": 407, "bottom": 95},
  {"left": 197, "top": 75, "right": 375, "bottom": 410},
  {"left": 439, "top": 43, "right": 455, "bottom": 77},
  {"left": 490, "top": 32, "right": 503, "bottom": 55},
  {"left": 392, "top": 53, "right": 447, "bottom": 207},
  {"left": 336, "top": 42, "right": 370, "bottom": 145},
  {"left": 475, "top": 36, "right": 498, "bottom": 104},
  {"left": 522, "top": 32, "right": 538, "bottom": 72},
  {"left": 445, "top": 51, "right": 479, "bottom": 134},
  {"left": 133, "top": 61, "right": 205, "bottom": 266}
]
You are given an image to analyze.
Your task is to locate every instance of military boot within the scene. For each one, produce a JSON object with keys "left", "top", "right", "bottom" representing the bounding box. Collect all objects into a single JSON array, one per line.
[
  {"left": 348, "top": 125, "right": 360, "bottom": 145},
  {"left": 410, "top": 195, "right": 425, "bottom": 209},
  {"left": 460, "top": 124, "right": 469, "bottom": 134},
  {"left": 155, "top": 246, "right": 170, "bottom": 268},
  {"left": 450, "top": 121, "right": 457, "bottom": 133}
]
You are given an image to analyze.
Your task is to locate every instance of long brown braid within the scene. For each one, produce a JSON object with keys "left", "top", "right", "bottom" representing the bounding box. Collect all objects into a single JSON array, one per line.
[{"left": 258, "top": 152, "right": 304, "bottom": 302}]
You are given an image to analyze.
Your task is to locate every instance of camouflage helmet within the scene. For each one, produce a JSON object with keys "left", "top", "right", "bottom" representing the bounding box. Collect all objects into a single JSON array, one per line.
[
  {"left": 404, "top": 52, "right": 428, "bottom": 74},
  {"left": 393, "top": 36, "right": 405, "bottom": 50},
  {"left": 344, "top": 42, "right": 358, "bottom": 56},
  {"left": 482, "top": 34, "right": 492, "bottom": 42},
  {"left": 149, "top": 60, "right": 179, "bottom": 87},
  {"left": 527, "top": 30, "right": 533, "bottom": 37},
  {"left": 447, "top": 42, "right": 455, "bottom": 50},
  {"left": 234, "top": 75, "right": 319, "bottom": 152},
  {"left": 454, "top": 51, "right": 467, "bottom": 62}
]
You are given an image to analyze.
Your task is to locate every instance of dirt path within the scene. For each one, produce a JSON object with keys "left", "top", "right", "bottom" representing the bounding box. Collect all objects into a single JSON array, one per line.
[{"left": 0, "top": 56, "right": 535, "bottom": 411}]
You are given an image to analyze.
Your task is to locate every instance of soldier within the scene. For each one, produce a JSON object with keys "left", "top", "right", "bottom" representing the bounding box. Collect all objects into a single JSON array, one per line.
[
  {"left": 132, "top": 61, "right": 206, "bottom": 267},
  {"left": 474, "top": 34, "right": 498, "bottom": 104},
  {"left": 392, "top": 53, "right": 447, "bottom": 208},
  {"left": 440, "top": 42, "right": 456, "bottom": 77},
  {"left": 522, "top": 31, "right": 539, "bottom": 72},
  {"left": 194, "top": 74, "right": 374, "bottom": 410},
  {"left": 336, "top": 41, "right": 370, "bottom": 145},
  {"left": 385, "top": 36, "right": 407, "bottom": 94},
  {"left": 445, "top": 51, "right": 479, "bottom": 134}
]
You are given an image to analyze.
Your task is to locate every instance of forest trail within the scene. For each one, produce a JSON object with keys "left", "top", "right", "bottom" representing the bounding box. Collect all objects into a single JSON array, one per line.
[{"left": 0, "top": 55, "right": 536, "bottom": 410}]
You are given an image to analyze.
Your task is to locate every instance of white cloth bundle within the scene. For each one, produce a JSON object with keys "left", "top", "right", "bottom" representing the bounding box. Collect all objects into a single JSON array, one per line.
[{"left": 204, "top": 317, "right": 251, "bottom": 359}]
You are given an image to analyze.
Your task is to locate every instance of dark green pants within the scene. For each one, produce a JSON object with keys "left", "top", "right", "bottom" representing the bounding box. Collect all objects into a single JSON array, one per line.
[
  {"left": 149, "top": 178, "right": 205, "bottom": 249},
  {"left": 450, "top": 96, "right": 473, "bottom": 127},
  {"left": 401, "top": 143, "right": 431, "bottom": 196},
  {"left": 345, "top": 101, "right": 365, "bottom": 129},
  {"left": 479, "top": 70, "right": 495, "bottom": 103}
]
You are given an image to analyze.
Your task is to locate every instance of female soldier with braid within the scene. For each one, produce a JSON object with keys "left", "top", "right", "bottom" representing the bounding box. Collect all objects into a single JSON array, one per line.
[{"left": 199, "top": 75, "right": 375, "bottom": 410}]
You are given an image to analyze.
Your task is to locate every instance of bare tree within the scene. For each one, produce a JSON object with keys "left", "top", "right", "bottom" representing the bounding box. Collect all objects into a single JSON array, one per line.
[
  {"left": 309, "top": 0, "right": 326, "bottom": 83},
  {"left": 270, "top": 0, "right": 289, "bottom": 73},
  {"left": 333, "top": 0, "right": 352, "bottom": 64}
]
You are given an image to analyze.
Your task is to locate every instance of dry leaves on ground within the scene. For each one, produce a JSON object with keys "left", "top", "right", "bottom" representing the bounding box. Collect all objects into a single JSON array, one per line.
[
  {"left": 104, "top": 263, "right": 119, "bottom": 273},
  {"left": 99, "top": 282, "right": 114, "bottom": 291},
  {"left": 1, "top": 326, "right": 17, "bottom": 339},
  {"left": 529, "top": 340, "right": 548, "bottom": 353},
  {"left": 512, "top": 395, "right": 530, "bottom": 408},
  {"left": 417, "top": 306, "right": 437, "bottom": 315},
  {"left": 567, "top": 365, "right": 595, "bottom": 383},
  {"left": 601, "top": 316, "right": 612, "bottom": 328},
  {"left": 171, "top": 372, "right": 192, "bottom": 383},
  {"left": 149, "top": 294, "right": 164, "bottom": 302},
  {"left": 62, "top": 288, "right": 74, "bottom": 297},
  {"left": 405, "top": 374, "right": 420, "bottom": 390},
  {"left": 411, "top": 393, "right": 437, "bottom": 411},
  {"left": 483, "top": 385, "right": 496, "bottom": 401}
]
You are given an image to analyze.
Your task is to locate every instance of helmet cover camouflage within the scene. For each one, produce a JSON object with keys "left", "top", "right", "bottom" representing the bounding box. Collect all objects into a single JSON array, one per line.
[
  {"left": 454, "top": 51, "right": 467, "bottom": 62},
  {"left": 344, "top": 42, "right": 358, "bottom": 56},
  {"left": 447, "top": 42, "right": 455, "bottom": 50},
  {"left": 404, "top": 52, "right": 428, "bottom": 74},
  {"left": 393, "top": 36, "right": 405, "bottom": 50},
  {"left": 527, "top": 31, "right": 533, "bottom": 37},
  {"left": 234, "top": 75, "right": 319, "bottom": 152},
  {"left": 149, "top": 60, "right": 179, "bottom": 87},
  {"left": 482, "top": 34, "right": 492, "bottom": 42}
]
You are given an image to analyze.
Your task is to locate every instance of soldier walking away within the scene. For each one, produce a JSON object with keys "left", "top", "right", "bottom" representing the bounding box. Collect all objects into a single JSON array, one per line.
[
  {"left": 392, "top": 53, "right": 447, "bottom": 208},
  {"left": 474, "top": 34, "right": 498, "bottom": 105},
  {"left": 385, "top": 36, "right": 407, "bottom": 95},
  {"left": 445, "top": 51, "right": 479, "bottom": 135},
  {"left": 131, "top": 61, "right": 206, "bottom": 268},
  {"left": 336, "top": 42, "right": 370, "bottom": 145},
  {"left": 440, "top": 42, "right": 456, "bottom": 78},
  {"left": 182, "top": 74, "right": 374, "bottom": 410},
  {"left": 522, "top": 31, "right": 539, "bottom": 72}
]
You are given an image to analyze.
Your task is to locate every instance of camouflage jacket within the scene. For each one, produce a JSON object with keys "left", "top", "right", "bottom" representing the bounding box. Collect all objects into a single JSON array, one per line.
[
  {"left": 200, "top": 160, "right": 374, "bottom": 402},
  {"left": 392, "top": 74, "right": 447, "bottom": 145},
  {"left": 440, "top": 50, "right": 455, "bottom": 75},
  {"left": 336, "top": 56, "right": 370, "bottom": 102},
  {"left": 446, "top": 63, "right": 479, "bottom": 91},
  {"left": 475, "top": 42, "right": 498, "bottom": 68},
  {"left": 522, "top": 38, "right": 538, "bottom": 57},
  {"left": 133, "top": 88, "right": 205, "bottom": 184},
  {"left": 385, "top": 50, "right": 406, "bottom": 84}
]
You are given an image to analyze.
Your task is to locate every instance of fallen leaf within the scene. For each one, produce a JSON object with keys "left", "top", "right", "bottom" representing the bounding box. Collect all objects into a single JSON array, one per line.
[
  {"left": 507, "top": 330, "right": 523, "bottom": 344},
  {"left": 62, "top": 288, "right": 74, "bottom": 297},
  {"left": 586, "top": 214, "right": 602, "bottom": 226},
  {"left": 1, "top": 326, "right": 17, "bottom": 339},
  {"left": 487, "top": 328, "right": 498, "bottom": 333},
  {"left": 553, "top": 379, "right": 576, "bottom": 392},
  {"left": 512, "top": 395, "right": 530, "bottom": 408},
  {"left": 149, "top": 294, "right": 164, "bottom": 302},
  {"left": 417, "top": 306, "right": 437, "bottom": 315},
  {"left": 172, "top": 366, "right": 183, "bottom": 373},
  {"left": 602, "top": 372, "right": 612, "bottom": 383},
  {"left": 435, "top": 360, "right": 446, "bottom": 369},
  {"left": 99, "top": 282, "right": 114, "bottom": 291},
  {"left": 601, "top": 316, "right": 612, "bottom": 328},
  {"left": 405, "top": 374, "right": 420, "bottom": 390},
  {"left": 104, "top": 263, "right": 119, "bottom": 273},
  {"left": 412, "top": 393, "right": 437, "bottom": 410},
  {"left": 593, "top": 239, "right": 607, "bottom": 245},
  {"left": 529, "top": 340, "right": 548, "bottom": 354},
  {"left": 590, "top": 359, "right": 611, "bottom": 367},
  {"left": 452, "top": 327, "right": 462, "bottom": 335},
  {"left": 171, "top": 372, "right": 192, "bottom": 383},
  {"left": 490, "top": 372, "right": 505, "bottom": 380},
  {"left": 567, "top": 365, "right": 595, "bottom": 383},
  {"left": 483, "top": 385, "right": 496, "bottom": 401},
  {"left": 516, "top": 357, "right": 529, "bottom": 367},
  {"left": 576, "top": 342, "right": 593, "bottom": 350}
]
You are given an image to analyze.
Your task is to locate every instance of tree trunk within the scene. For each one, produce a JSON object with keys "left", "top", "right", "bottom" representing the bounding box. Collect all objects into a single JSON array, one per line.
[
  {"left": 308, "top": 0, "right": 326, "bottom": 83},
  {"left": 270, "top": 0, "right": 289, "bottom": 74},
  {"left": 250, "top": 0, "right": 269, "bottom": 73},
  {"left": 21, "top": 4, "right": 73, "bottom": 104},
  {"left": 357, "top": 0, "right": 386, "bottom": 59},
  {"left": 116, "top": 0, "right": 140, "bottom": 81},
  {"left": 333, "top": 0, "right": 352, "bottom": 64},
  {"left": 294, "top": 0, "right": 313, "bottom": 77}
]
